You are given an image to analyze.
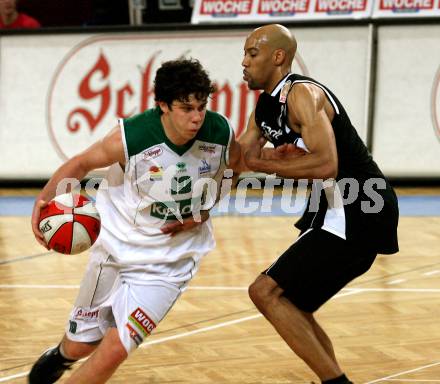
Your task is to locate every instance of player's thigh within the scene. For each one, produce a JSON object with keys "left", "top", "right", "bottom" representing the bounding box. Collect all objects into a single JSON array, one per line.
[
  {"left": 265, "top": 229, "right": 376, "bottom": 312},
  {"left": 66, "top": 244, "right": 120, "bottom": 343},
  {"left": 74, "top": 244, "right": 119, "bottom": 307},
  {"left": 109, "top": 281, "right": 182, "bottom": 354}
]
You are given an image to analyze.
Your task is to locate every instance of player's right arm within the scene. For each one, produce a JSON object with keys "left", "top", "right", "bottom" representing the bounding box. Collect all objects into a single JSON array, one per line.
[
  {"left": 244, "top": 84, "right": 337, "bottom": 180},
  {"left": 31, "top": 126, "right": 125, "bottom": 248}
]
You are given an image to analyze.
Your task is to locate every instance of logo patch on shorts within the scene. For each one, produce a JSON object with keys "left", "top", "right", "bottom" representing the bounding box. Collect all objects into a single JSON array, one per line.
[
  {"left": 126, "top": 323, "right": 143, "bottom": 346},
  {"left": 73, "top": 307, "right": 99, "bottom": 321},
  {"left": 69, "top": 320, "right": 77, "bottom": 334},
  {"left": 128, "top": 307, "right": 156, "bottom": 337}
]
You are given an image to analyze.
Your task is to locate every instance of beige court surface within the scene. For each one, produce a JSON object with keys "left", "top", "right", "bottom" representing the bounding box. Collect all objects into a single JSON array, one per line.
[{"left": 1, "top": 190, "right": 440, "bottom": 383}]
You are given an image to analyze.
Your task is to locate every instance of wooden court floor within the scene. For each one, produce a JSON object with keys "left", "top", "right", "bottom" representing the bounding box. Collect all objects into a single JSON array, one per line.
[{"left": 1, "top": 189, "right": 440, "bottom": 383}]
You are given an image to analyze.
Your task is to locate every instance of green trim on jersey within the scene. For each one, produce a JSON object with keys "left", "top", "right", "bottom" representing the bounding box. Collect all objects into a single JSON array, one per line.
[
  {"left": 124, "top": 108, "right": 165, "bottom": 157},
  {"left": 196, "top": 110, "right": 231, "bottom": 147},
  {"left": 123, "top": 107, "right": 231, "bottom": 158}
]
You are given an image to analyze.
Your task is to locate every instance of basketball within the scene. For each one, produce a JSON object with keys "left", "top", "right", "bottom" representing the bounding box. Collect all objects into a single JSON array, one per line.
[{"left": 38, "top": 193, "right": 101, "bottom": 255}]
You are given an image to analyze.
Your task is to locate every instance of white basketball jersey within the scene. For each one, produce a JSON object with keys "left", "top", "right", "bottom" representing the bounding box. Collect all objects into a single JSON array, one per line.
[{"left": 95, "top": 107, "right": 233, "bottom": 264}]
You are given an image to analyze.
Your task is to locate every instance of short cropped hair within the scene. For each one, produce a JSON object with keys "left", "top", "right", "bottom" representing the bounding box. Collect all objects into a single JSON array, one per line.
[{"left": 154, "top": 58, "right": 216, "bottom": 106}]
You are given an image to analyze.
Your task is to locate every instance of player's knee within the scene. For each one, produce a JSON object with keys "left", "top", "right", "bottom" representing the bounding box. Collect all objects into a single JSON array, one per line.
[
  {"left": 62, "top": 338, "right": 99, "bottom": 360},
  {"left": 98, "top": 328, "right": 130, "bottom": 367},
  {"left": 102, "top": 343, "right": 128, "bottom": 368},
  {"left": 248, "top": 276, "right": 278, "bottom": 311}
]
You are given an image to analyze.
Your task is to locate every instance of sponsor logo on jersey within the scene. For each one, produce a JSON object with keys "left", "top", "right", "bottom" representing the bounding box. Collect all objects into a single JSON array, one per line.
[
  {"left": 199, "top": 144, "right": 217, "bottom": 154},
  {"left": 261, "top": 121, "right": 283, "bottom": 140},
  {"left": 279, "top": 81, "right": 291, "bottom": 103},
  {"left": 432, "top": 65, "right": 440, "bottom": 142},
  {"left": 73, "top": 308, "right": 99, "bottom": 321},
  {"left": 200, "top": 0, "right": 253, "bottom": 15},
  {"left": 150, "top": 198, "right": 196, "bottom": 220},
  {"left": 149, "top": 166, "right": 163, "bottom": 181},
  {"left": 171, "top": 175, "right": 192, "bottom": 195},
  {"left": 143, "top": 146, "right": 163, "bottom": 160},
  {"left": 198, "top": 159, "right": 211, "bottom": 175},
  {"left": 126, "top": 323, "right": 143, "bottom": 346},
  {"left": 176, "top": 162, "right": 187, "bottom": 173},
  {"left": 128, "top": 307, "right": 156, "bottom": 337}
]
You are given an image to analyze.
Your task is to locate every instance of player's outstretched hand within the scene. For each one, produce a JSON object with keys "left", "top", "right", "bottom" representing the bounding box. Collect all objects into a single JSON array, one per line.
[
  {"left": 161, "top": 210, "right": 210, "bottom": 237},
  {"left": 31, "top": 199, "right": 50, "bottom": 249}
]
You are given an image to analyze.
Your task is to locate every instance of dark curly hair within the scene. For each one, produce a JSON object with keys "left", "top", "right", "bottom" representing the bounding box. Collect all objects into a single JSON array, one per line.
[{"left": 154, "top": 58, "right": 216, "bottom": 106}]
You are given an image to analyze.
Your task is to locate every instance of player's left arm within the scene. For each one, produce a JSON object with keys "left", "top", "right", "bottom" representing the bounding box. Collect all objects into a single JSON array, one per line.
[{"left": 244, "top": 83, "right": 338, "bottom": 180}]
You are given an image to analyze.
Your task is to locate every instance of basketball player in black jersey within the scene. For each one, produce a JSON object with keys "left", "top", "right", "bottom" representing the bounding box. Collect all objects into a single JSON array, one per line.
[{"left": 239, "top": 24, "right": 399, "bottom": 384}]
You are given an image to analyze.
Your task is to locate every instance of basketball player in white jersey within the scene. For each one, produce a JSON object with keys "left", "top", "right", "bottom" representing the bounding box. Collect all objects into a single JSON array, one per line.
[
  {"left": 28, "top": 58, "right": 244, "bottom": 384},
  {"left": 239, "top": 25, "right": 399, "bottom": 384}
]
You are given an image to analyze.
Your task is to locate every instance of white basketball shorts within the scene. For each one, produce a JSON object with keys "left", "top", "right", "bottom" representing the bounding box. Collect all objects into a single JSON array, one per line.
[{"left": 65, "top": 240, "right": 202, "bottom": 353}]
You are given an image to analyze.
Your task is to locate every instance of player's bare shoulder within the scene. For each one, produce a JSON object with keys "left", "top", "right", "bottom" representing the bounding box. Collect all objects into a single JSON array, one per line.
[
  {"left": 288, "top": 83, "right": 334, "bottom": 127},
  {"left": 290, "top": 82, "right": 325, "bottom": 113},
  {"left": 102, "top": 125, "right": 126, "bottom": 166}
]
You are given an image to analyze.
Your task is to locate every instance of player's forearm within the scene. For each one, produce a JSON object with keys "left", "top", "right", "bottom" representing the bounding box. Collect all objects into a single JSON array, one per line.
[
  {"left": 229, "top": 140, "right": 251, "bottom": 174},
  {"left": 246, "top": 154, "right": 337, "bottom": 181},
  {"left": 233, "top": 157, "right": 250, "bottom": 174}
]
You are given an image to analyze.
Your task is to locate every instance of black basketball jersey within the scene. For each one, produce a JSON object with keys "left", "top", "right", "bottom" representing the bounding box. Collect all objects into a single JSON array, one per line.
[{"left": 255, "top": 73, "right": 399, "bottom": 254}]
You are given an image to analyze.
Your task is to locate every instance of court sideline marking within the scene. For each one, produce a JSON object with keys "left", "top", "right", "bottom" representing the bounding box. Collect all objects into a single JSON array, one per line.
[
  {"left": 3, "top": 285, "right": 440, "bottom": 294},
  {"left": 364, "top": 361, "right": 440, "bottom": 383},
  {"left": 4, "top": 254, "right": 440, "bottom": 292},
  {"left": 0, "top": 251, "right": 53, "bottom": 265},
  {"left": 387, "top": 380, "right": 440, "bottom": 382}
]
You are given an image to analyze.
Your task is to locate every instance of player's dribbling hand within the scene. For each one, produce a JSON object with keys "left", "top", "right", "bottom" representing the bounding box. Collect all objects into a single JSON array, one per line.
[
  {"left": 160, "top": 210, "right": 210, "bottom": 237},
  {"left": 31, "top": 199, "right": 50, "bottom": 249}
]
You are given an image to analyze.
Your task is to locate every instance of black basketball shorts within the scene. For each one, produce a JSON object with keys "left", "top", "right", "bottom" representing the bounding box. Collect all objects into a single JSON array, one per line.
[{"left": 264, "top": 228, "right": 377, "bottom": 313}]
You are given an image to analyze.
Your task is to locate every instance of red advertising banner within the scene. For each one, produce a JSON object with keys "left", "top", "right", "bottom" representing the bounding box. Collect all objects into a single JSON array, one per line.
[
  {"left": 373, "top": 0, "right": 440, "bottom": 16},
  {"left": 315, "top": 0, "right": 368, "bottom": 13},
  {"left": 199, "top": 0, "right": 254, "bottom": 15},
  {"left": 380, "top": 0, "right": 434, "bottom": 10},
  {"left": 257, "top": 0, "right": 311, "bottom": 14},
  {"left": 193, "top": 0, "right": 440, "bottom": 20},
  {"left": 192, "top": 0, "right": 374, "bottom": 22}
]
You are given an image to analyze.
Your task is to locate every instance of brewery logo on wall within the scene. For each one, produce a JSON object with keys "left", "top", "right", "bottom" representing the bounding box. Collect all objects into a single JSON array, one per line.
[{"left": 47, "top": 34, "right": 309, "bottom": 160}]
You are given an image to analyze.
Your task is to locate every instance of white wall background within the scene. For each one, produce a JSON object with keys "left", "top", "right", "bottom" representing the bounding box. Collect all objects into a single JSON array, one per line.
[
  {"left": 0, "top": 27, "right": 370, "bottom": 179},
  {"left": 372, "top": 25, "right": 440, "bottom": 177},
  {"left": 0, "top": 25, "right": 439, "bottom": 179}
]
